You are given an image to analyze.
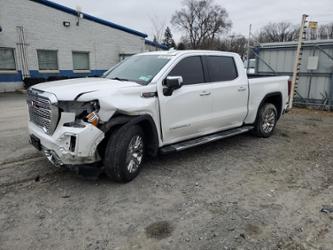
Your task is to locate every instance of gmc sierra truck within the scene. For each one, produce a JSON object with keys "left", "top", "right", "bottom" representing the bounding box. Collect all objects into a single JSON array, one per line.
[{"left": 27, "top": 50, "right": 289, "bottom": 182}]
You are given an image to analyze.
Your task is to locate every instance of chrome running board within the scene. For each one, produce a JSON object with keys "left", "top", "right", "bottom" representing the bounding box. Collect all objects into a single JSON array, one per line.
[{"left": 160, "top": 126, "right": 253, "bottom": 154}]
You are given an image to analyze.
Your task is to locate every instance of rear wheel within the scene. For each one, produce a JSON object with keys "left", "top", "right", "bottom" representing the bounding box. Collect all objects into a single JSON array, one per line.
[
  {"left": 103, "top": 125, "right": 145, "bottom": 182},
  {"left": 252, "top": 103, "right": 277, "bottom": 138}
]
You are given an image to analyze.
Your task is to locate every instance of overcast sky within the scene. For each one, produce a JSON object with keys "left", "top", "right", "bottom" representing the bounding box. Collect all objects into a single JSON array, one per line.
[{"left": 53, "top": 0, "right": 333, "bottom": 42}]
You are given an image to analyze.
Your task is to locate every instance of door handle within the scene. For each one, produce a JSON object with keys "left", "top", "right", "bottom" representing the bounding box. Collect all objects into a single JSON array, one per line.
[
  {"left": 200, "top": 91, "right": 211, "bottom": 96},
  {"left": 238, "top": 87, "right": 247, "bottom": 92}
]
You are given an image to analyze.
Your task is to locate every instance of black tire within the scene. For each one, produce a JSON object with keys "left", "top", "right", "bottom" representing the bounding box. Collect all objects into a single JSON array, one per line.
[
  {"left": 103, "top": 125, "right": 145, "bottom": 182},
  {"left": 252, "top": 103, "right": 278, "bottom": 138}
]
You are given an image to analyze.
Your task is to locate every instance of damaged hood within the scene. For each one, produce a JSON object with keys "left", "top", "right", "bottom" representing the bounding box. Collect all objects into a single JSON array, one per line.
[{"left": 32, "top": 77, "right": 140, "bottom": 100}]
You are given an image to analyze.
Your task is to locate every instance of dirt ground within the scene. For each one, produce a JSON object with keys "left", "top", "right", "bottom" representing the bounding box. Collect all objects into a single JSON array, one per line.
[{"left": 0, "top": 92, "right": 333, "bottom": 250}]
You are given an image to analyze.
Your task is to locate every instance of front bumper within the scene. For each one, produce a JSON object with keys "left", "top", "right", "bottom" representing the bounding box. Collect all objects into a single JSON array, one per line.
[{"left": 28, "top": 112, "right": 105, "bottom": 166}]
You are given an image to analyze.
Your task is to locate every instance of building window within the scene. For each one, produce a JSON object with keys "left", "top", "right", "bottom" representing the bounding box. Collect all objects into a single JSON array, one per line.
[
  {"left": 72, "top": 52, "right": 90, "bottom": 70},
  {"left": 0, "top": 48, "right": 16, "bottom": 71},
  {"left": 37, "top": 50, "right": 58, "bottom": 71}
]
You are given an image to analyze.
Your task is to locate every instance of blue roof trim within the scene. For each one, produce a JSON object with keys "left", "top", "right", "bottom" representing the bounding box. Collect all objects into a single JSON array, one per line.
[
  {"left": 145, "top": 39, "right": 168, "bottom": 50},
  {"left": 29, "top": 0, "right": 148, "bottom": 38}
]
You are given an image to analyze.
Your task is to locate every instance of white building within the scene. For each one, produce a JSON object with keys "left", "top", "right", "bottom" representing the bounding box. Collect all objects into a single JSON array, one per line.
[{"left": 0, "top": 0, "right": 167, "bottom": 92}]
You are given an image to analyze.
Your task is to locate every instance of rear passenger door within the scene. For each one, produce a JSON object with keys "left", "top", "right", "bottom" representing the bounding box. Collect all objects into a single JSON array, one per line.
[{"left": 204, "top": 55, "right": 248, "bottom": 130}]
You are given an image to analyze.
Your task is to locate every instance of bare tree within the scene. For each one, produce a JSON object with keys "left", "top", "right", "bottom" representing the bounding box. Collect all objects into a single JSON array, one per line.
[
  {"left": 306, "top": 27, "right": 318, "bottom": 40},
  {"left": 255, "top": 22, "right": 298, "bottom": 43},
  {"left": 293, "top": 22, "right": 333, "bottom": 40},
  {"left": 318, "top": 22, "right": 333, "bottom": 39},
  {"left": 216, "top": 34, "right": 248, "bottom": 59},
  {"left": 150, "top": 15, "right": 167, "bottom": 43},
  {"left": 177, "top": 42, "right": 186, "bottom": 50},
  {"left": 171, "top": 0, "right": 232, "bottom": 49}
]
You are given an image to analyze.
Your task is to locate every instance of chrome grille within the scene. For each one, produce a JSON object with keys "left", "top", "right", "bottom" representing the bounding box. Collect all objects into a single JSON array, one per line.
[{"left": 27, "top": 89, "right": 59, "bottom": 135}]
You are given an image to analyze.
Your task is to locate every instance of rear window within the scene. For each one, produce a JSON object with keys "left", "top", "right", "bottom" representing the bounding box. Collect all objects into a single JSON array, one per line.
[
  {"left": 168, "top": 56, "right": 204, "bottom": 85},
  {"left": 206, "top": 56, "right": 238, "bottom": 82}
]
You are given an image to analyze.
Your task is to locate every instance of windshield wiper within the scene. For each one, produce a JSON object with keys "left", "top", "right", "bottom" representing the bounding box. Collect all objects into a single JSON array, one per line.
[{"left": 111, "top": 77, "right": 129, "bottom": 81}]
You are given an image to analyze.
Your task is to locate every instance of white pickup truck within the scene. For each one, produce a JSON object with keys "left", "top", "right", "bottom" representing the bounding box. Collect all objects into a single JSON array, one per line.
[{"left": 27, "top": 50, "right": 289, "bottom": 182}]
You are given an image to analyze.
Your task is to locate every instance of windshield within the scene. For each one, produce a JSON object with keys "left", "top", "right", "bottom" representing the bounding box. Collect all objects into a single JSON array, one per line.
[{"left": 104, "top": 54, "right": 172, "bottom": 85}]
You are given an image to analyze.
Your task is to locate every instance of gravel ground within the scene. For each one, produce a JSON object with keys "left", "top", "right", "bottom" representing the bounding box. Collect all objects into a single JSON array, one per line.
[{"left": 0, "top": 93, "right": 333, "bottom": 250}]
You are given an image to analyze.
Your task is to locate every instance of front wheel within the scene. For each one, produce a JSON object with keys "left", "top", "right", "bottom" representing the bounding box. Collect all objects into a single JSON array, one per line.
[
  {"left": 252, "top": 103, "right": 277, "bottom": 138},
  {"left": 103, "top": 125, "right": 145, "bottom": 182}
]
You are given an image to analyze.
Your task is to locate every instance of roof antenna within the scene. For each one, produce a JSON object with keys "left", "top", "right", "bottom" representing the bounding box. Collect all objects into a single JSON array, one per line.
[{"left": 76, "top": 5, "right": 83, "bottom": 26}]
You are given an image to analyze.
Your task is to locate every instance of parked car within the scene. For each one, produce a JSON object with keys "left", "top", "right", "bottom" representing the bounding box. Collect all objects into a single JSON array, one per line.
[{"left": 27, "top": 50, "right": 289, "bottom": 182}]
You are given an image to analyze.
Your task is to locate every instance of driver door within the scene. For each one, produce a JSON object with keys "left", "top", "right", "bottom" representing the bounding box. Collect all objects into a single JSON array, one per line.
[{"left": 158, "top": 56, "right": 213, "bottom": 145}]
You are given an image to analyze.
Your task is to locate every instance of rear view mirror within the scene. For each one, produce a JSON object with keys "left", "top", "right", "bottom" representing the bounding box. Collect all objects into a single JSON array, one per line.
[{"left": 163, "top": 76, "right": 183, "bottom": 96}]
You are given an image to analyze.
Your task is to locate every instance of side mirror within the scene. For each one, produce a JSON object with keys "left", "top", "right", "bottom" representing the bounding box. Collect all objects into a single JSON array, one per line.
[{"left": 163, "top": 76, "right": 183, "bottom": 96}]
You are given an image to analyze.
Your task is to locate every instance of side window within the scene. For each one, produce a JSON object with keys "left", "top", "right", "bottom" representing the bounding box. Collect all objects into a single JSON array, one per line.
[
  {"left": 168, "top": 56, "right": 204, "bottom": 85},
  {"left": 206, "top": 56, "right": 238, "bottom": 82}
]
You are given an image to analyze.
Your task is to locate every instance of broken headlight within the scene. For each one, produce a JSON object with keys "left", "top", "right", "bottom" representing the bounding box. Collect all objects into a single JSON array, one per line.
[{"left": 59, "top": 100, "right": 100, "bottom": 127}]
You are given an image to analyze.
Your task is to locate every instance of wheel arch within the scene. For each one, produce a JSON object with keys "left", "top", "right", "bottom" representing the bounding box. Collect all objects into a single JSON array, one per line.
[
  {"left": 256, "top": 92, "right": 283, "bottom": 121},
  {"left": 99, "top": 113, "right": 159, "bottom": 157}
]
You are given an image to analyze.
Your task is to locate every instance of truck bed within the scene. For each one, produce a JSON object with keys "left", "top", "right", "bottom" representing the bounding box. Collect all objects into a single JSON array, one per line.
[
  {"left": 245, "top": 75, "right": 290, "bottom": 124},
  {"left": 247, "top": 74, "right": 280, "bottom": 79}
]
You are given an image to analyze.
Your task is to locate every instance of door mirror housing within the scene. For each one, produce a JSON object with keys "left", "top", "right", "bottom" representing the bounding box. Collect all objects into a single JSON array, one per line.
[{"left": 163, "top": 76, "right": 183, "bottom": 96}]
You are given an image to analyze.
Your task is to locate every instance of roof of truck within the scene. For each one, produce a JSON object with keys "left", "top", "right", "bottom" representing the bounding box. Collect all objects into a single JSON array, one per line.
[{"left": 139, "top": 50, "right": 239, "bottom": 57}]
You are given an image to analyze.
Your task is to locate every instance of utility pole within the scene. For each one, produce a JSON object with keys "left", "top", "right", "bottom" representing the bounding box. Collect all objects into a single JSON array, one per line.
[
  {"left": 246, "top": 24, "right": 252, "bottom": 74},
  {"left": 289, "top": 14, "right": 308, "bottom": 109}
]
